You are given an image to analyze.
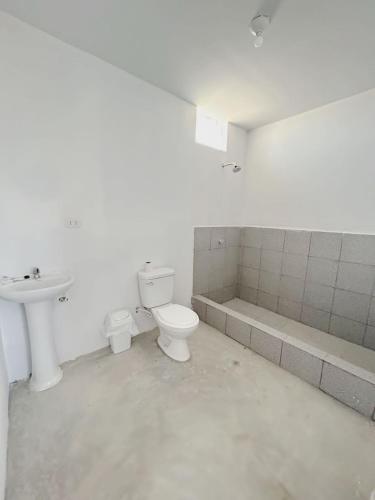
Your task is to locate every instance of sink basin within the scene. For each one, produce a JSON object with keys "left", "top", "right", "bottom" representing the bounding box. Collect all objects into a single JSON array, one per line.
[
  {"left": 0, "top": 272, "right": 74, "bottom": 392},
  {"left": 0, "top": 273, "right": 74, "bottom": 303}
]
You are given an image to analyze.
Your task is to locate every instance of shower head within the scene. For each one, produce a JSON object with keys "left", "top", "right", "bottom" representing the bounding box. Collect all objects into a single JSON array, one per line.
[{"left": 222, "top": 162, "right": 242, "bottom": 173}]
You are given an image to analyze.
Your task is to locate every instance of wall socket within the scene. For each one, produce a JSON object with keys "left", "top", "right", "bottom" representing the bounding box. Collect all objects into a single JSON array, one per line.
[{"left": 65, "top": 218, "right": 82, "bottom": 229}]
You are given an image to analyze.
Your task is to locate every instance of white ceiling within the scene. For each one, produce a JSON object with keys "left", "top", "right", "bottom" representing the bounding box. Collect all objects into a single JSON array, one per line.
[{"left": 1, "top": 0, "right": 375, "bottom": 129}]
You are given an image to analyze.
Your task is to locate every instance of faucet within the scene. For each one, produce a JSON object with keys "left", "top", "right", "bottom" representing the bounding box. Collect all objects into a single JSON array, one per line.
[{"left": 32, "top": 267, "right": 41, "bottom": 279}]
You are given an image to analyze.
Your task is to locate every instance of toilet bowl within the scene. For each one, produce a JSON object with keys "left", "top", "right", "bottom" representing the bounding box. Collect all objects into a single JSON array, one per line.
[
  {"left": 152, "top": 303, "right": 199, "bottom": 361},
  {"left": 138, "top": 266, "right": 199, "bottom": 362}
]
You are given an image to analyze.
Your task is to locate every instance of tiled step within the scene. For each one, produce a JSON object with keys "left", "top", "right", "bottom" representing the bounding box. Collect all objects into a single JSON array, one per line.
[{"left": 192, "top": 295, "right": 375, "bottom": 420}]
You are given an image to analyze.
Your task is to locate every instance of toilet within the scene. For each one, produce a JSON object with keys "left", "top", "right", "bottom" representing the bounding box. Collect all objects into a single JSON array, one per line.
[{"left": 138, "top": 267, "right": 199, "bottom": 361}]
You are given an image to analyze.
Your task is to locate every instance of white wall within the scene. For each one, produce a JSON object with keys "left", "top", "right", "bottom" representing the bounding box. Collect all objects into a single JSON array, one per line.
[
  {"left": 0, "top": 12, "right": 247, "bottom": 381},
  {"left": 243, "top": 88, "right": 375, "bottom": 233},
  {"left": 0, "top": 329, "right": 9, "bottom": 500}
]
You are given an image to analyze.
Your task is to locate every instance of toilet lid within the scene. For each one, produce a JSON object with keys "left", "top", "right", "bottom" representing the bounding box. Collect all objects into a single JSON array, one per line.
[{"left": 155, "top": 304, "right": 199, "bottom": 328}]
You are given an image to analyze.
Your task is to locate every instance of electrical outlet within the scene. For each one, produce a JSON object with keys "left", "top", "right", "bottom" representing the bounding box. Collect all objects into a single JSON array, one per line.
[{"left": 65, "top": 218, "right": 82, "bottom": 229}]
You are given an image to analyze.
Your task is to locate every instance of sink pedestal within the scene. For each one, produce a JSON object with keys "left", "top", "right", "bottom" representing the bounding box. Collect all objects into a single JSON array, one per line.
[
  {"left": 0, "top": 272, "right": 74, "bottom": 391},
  {"left": 25, "top": 300, "right": 63, "bottom": 391}
]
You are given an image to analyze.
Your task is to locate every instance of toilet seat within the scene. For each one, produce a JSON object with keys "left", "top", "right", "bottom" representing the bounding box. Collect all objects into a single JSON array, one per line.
[
  {"left": 153, "top": 303, "right": 199, "bottom": 361},
  {"left": 153, "top": 304, "right": 199, "bottom": 329}
]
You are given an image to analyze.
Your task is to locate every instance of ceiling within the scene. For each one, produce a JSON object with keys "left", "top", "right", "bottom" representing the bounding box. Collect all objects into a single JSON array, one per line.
[{"left": 1, "top": 0, "right": 375, "bottom": 129}]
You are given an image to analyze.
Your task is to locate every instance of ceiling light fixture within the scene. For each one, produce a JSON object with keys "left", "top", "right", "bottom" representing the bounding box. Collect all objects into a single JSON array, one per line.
[{"left": 250, "top": 14, "right": 270, "bottom": 48}]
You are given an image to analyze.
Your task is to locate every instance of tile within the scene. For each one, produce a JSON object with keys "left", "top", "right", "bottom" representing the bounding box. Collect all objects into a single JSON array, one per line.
[
  {"left": 324, "top": 352, "right": 375, "bottom": 386},
  {"left": 221, "top": 285, "right": 237, "bottom": 303},
  {"left": 193, "top": 250, "right": 210, "bottom": 294},
  {"left": 226, "top": 315, "right": 251, "bottom": 347},
  {"left": 309, "top": 232, "right": 342, "bottom": 260},
  {"left": 241, "top": 227, "right": 262, "bottom": 248},
  {"left": 303, "top": 282, "right": 334, "bottom": 313},
  {"left": 320, "top": 362, "right": 375, "bottom": 418},
  {"left": 278, "top": 298, "right": 302, "bottom": 321},
  {"left": 206, "top": 305, "right": 226, "bottom": 333},
  {"left": 329, "top": 315, "right": 366, "bottom": 345},
  {"left": 281, "top": 320, "right": 332, "bottom": 356},
  {"left": 306, "top": 257, "right": 338, "bottom": 287},
  {"left": 281, "top": 317, "right": 375, "bottom": 377},
  {"left": 301, "top": 305, "right": 330, "bottom": 332},
  {"left": 224, "top": 297, "right": 262, "bottom": 318},
  {"left": 260, "top": 249, "right": 283, "bottom": 274},
  {"left": 194, "top": 227, "right": 211, "bottom": 251},
  {"left": 282, "top": 253, "right": 307, "bottom": 279},
  {"left": 240, "top": 267, "right": 259, "bottom": 289},
  {"left": 241, "top": 247, "right": 261, "bottom": 269},
  {"left": 284, "top": 230, "right": 311, "bottom": 255},
  {"left": 208, "top": 249, "right": 225, "bottom": 292},
  {"left": 239, "top": 285, "right": 258, "bottom": 304},
  {"left": 257, "top": 291, "right": 278, "bottom": 312},
  {"left": 224, "top": 247, "right": 240, "bottom": 287},
  {"left": 341, "top": 234, "right": 375, "bottom": 265},
  {"left": 281, "top": 343, "right": 323, "bottom": 387},
  {"left": 336, "top": 262, "right": 375, "bottom": 295},
  {"left": 332, "top": 289, "right": 371, "bottom": 323},
  {"left": 259, "top": 271, "right": 280, "bottom": 295},
  {"left": 211, "top": 227, "right": 226, "bottom": 249},
  {"left": 206, "top": 289, "right": 226, "bottom": 304},
  {"left": 261, "top": 228, "right": 285, "bottom": 251},
  {"left": 279, "top": 275, "right": 304, "bottom": 302},
  {"left": 256, "top": 309, "right": 289, "bottom": 330},
  {"left": 364, "top": 326, "right": 375, "bottom": 351},
  {"left": 191, "top": 298, "right": 207, "bottom": 321},
  {"left": 251, "top": 327, "right": 282, "bottom": 364},
  {"left": 368, "top": 297, "right": 375, "bottom": 326},
  {"left": 225, "top": 227, "right": 241, "bottom": 247}
]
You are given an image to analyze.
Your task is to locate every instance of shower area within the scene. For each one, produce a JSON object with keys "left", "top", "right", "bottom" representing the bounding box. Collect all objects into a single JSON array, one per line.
[{"left": 192, "top": 226, "right": 375, "bottom": 420}]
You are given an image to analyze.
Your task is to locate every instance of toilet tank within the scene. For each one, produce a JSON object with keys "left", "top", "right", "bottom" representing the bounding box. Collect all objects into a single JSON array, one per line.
[{"left": 138, "top": 267, "right": 175, "bottom": 308}]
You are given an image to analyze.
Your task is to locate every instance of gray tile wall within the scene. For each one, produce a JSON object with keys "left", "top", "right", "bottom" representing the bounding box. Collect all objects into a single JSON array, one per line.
[
  {"left": 193, "top": 227, "right": 375, "bottom": 351},
  {"left": 193, "top": 227, "right": 241, "bottom": 304},
  {"left": 238, "top": 228, "right": 375, "bottom": 351}
]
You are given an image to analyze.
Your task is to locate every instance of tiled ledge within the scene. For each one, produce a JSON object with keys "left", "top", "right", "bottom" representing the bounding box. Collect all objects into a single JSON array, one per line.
[{"left": 192, "top": 295, "right": 375, "bottom": 420}]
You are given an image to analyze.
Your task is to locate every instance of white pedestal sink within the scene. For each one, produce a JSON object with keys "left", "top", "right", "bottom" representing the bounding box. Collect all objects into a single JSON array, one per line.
[{"left": 0, "top": 273, "right": 74, "bottom": 391}]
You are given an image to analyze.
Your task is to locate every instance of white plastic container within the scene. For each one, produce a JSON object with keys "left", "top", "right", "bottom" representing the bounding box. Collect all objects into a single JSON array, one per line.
[{"left": 103, "top": 309, "right": 139, "bottom": 354}]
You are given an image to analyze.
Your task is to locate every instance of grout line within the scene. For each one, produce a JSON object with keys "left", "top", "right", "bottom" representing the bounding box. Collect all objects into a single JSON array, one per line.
[
  {"left": 279, "top": 237, "right": 287, "bottom": 317},
  {"left": 364, "top": 268, "right": 375, "bottom": 347},
  {"left": 300, "top": 232, "right": 313, "bottom": 323},
  {"left": 328, "top": 234, "right": 344, "bottom": 336},
  {"left": 280, "top": 230, "right": 286, "bottom": 253},
  {"left": 275, "top": 294, "right": 280, "bottom": 315},
  {"left": 279, "top": 341, "right": 284, "bottom": 366},
  {"left": 318, "top": 360, "right": 325, "bottom": 387}
]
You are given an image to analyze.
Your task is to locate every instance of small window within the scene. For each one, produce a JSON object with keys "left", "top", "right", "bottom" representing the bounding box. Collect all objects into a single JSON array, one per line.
[{"left": 195, "top": 107, "right": 228, "bottom": 152}]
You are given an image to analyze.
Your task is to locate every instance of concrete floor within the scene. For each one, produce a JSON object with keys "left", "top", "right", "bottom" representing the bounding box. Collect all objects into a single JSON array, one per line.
[{"left": 6, "top": 323, "right": 375, "bottom": 500}]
